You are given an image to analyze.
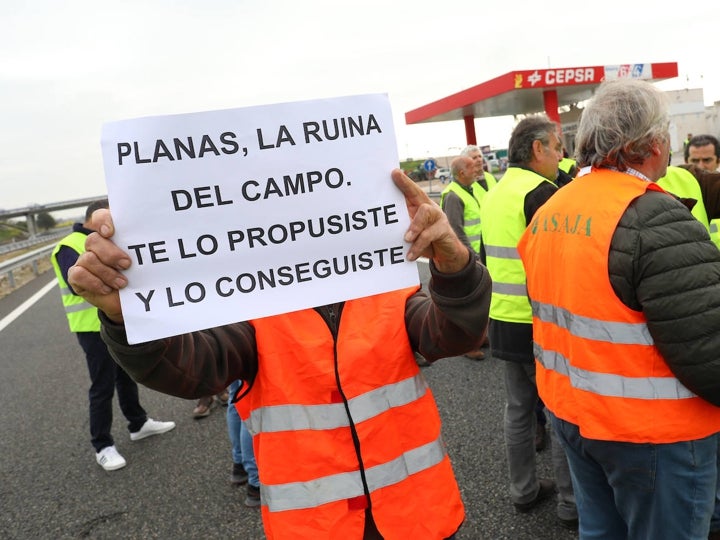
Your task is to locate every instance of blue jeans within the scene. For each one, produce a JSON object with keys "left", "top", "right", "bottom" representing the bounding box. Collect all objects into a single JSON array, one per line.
[
  {"left": 550, "top": 411, "right": 717, "bottom": 539},
  {"left": 226, "top": 380, "right": 259, "bottom": 487},
  {"left": 712, "top": 447, "right": 720, "bottom": 533}
]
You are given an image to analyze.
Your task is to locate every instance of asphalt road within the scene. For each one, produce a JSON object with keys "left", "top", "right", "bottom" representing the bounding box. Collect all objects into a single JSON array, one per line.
[{"left": 0, "top": 267, "right": 577, "bottom": 540}]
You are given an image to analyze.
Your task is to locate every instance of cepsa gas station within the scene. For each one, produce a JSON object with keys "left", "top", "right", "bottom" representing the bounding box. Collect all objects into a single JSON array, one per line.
[{"left": 405, "top": 62, "right": 678, "bottom": 156}]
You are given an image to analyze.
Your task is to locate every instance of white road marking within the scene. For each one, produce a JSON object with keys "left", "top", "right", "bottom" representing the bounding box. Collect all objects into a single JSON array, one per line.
[{"left": 0, "top": 279, "right": 57, "bottom": 333}]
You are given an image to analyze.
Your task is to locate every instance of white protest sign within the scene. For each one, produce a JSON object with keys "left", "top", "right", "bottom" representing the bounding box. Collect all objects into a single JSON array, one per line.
[{"left": 101, "top": 94, "right": 419, "bottom": 344}]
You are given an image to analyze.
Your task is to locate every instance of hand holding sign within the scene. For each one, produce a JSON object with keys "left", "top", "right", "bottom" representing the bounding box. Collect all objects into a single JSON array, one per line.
[
  {"left": 74, "top": 94, "right": 470, "bottom": 343},
  {"left": 68, "top": 208, "right": 127, "bottom": 323},
  {"left": 70, "top": 170, "right": 472, "bottom": 329},
  {"left": 391, "top": 168, "right": 470, "bottom": 273}
]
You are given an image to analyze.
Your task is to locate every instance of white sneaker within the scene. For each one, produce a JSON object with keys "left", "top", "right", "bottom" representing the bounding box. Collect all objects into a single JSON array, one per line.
[
  {"left": 130, "top": 418, "right": 176, "bottom": 441},
  {"left": 96, "top": 445, "right": 127, "bottom": 471}
]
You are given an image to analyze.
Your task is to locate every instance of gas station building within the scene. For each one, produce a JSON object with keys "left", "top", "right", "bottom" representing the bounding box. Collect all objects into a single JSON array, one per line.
[{"left": 403, "top": 62, "right": 710, "bottom": 160}]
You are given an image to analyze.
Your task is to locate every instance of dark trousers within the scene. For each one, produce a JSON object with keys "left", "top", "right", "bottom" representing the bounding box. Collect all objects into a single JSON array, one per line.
[{"left": 76, "top": 332, "right": 147, "bottom": 452}]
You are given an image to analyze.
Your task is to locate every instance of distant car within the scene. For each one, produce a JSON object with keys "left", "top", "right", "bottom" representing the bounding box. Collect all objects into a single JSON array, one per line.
[
  {"left": 434, "top": 167, "right": 451, "bottom": 182},
  {"left": 485, "top": 158, "right": 500, "bottom": 173}
]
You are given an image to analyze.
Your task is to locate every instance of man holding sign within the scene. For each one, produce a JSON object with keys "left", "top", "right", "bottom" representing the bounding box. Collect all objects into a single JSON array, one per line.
[
  {"left": 97, "top": 94, "right": 436, "bottom": 344},
  {"left": 69, "top": 166, "right": 491, "bottom": 539}
]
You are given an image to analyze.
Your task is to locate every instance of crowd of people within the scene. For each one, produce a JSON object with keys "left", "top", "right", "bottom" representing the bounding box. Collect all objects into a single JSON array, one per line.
[{"left": 58, "top": 78, "right": 720, "bottom": 539}]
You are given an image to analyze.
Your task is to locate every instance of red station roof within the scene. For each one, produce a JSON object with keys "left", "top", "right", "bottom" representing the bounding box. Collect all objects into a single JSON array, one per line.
[{"left": 405, "top": 62, "right": 679, "bottom": 125}]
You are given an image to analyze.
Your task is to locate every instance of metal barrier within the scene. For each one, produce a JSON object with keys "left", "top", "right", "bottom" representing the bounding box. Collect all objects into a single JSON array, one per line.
[
  {"left": 0, "top": 244, "right": 55, "bottom": 289},
  {"left": 0, "top": 229, "right": 70, "bottom": 255},
  {"left": 427, "top": 191, "right": 441, "bottom": 203}
]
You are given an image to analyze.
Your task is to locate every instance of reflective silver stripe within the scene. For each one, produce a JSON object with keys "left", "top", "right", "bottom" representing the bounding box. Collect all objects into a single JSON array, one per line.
[
  {"left": 59, "top": 286, "right": 96, "bottom": 313},
  {"left": 263, "top": 436, "right": 447, "bottom": 512},
  {"left": 246, "top": 373, "right": 428, "bottom": 435},
  {"left": 536, "top": 345, "right": 695, "bottom": 400},
  {"left": 711, "top": 222, "right": 719, "bottom": 234},
  {"left": 467, "top": 234, "right": 482, "bottom": 243},
  {"left": 64, "top": 301, "right": 95, "bottom": 314},
  {"left": 485, "top": 245, "right": 520, "bottom": 259},
  {"left": 492, "top": 282, "right": 527, "bottom": 296},
  {"left": 532, "top": 300, "right": 653, "bottom": 345},
  {"left": 465, "top": 218, "right": 481, "bottom": 226}
]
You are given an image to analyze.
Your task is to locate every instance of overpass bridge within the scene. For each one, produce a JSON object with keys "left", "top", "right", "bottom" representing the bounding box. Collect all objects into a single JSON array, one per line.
[{"left": 0, "top": 195, "right": 107, "bottom": 237}]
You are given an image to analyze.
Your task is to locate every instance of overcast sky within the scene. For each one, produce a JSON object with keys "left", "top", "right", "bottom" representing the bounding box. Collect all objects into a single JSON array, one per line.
[{"left": 2, "top": 0, "right": 720, "bottom": 210}]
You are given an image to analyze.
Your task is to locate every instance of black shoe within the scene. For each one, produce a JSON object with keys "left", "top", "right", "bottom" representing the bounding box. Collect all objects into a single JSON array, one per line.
[
  {"left": 535, "top": 424, "right": 547, "bottom": 452},
  {"left": 245, "top": 483, "right": 261, "bottom": 507},
  {"left": 513, "top": 479, "right": 556, "bottom": 513},
  {"left": 230, "top": 462, "right": 248, "bottom": 485}
]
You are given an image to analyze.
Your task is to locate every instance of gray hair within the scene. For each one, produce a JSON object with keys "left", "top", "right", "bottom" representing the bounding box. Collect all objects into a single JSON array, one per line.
[
  {"left": 450, "top": 155, "right": 471, "bottom": 179},
  {"left": 575, "top": 79, "right": 669, "bottom": 170},
  {"left": 507, "top": 116, "right": 557, "bottom": 165},
  {"left": 460, "top": 145, "right": 480, "bottom": 156}
]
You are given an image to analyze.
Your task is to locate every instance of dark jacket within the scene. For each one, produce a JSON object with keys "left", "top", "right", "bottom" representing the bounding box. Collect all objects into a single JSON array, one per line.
[
  {"left": 677, "top": 164, "right": 720, "bottom": 219},
  {"left": 494, "top": 164, "right": 720, "bottom": 405},
  {"left": 607, "top": 187, "right": 720, "bottom": 405},
  {"left": 55, "top": 222, "right": 92, "bottom": 293}
]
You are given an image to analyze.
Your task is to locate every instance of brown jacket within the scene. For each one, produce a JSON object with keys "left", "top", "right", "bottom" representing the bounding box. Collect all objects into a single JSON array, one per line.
[
  {"left": 99, "top": 257, "right": 492, "bottom": 399},
  {"left": 678, "top": 164, "right": 720, "bottom": 218}
]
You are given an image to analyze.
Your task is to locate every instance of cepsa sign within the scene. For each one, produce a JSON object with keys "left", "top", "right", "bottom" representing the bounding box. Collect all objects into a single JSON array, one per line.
[
  {"left": 515, "top": 67, "right": 601, "bottom": 89},
  {"left": 514, "top": 63, "right": 657, "bottom": 89}
]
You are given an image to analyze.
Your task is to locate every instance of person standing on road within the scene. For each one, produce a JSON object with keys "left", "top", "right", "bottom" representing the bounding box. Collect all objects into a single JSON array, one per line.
[
  {"left": 51, "top": 200, "right": 175, "bottom": 471},
  {"left": 227, "top": 379, "right": 260, "bottom": 507},
  {"left": 479, "top": 115, "right": 577, "bottom": 528},
  {"left": 67, "top": 169, "right": 492, "bottom": 540},
  {"left": 518, "top": 79, "right": 720, "bottom": 540},
  {"left": 440, "top": 154, "right": 488, "bottom": 360},
  {"left": 460, "top": 144, "right": 498, "bottom": 196},
  {"left": 681, "top": 133, "right": 720, "bottom": 540},
  {"left": 441, "top": 155, "right": 484, "bottom": 258}
]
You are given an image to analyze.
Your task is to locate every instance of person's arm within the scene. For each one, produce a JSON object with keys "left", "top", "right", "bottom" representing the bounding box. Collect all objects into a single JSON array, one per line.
[
  {"left": 100, "top": 314, "right": 258, "bottom": 399},
  {"left": 441, "top": 191, "right": 474, "bottom": 256},
  {"left": 392, "top": 170, "right": 491, "bottom": 360},
  {"left": 391, "top": 169, "right": 471, "bottom": 273},
  {"left": 611, "top": 190, "right": 720, "bottom": 405},
  {"left": 405, "top": 255, "right": 491, "bottom": 362},
  {"left": 67, "top": 208, "right": 127, "bottom": 323},
  {"left": 70, "top": 169, "right": 476, "bottom": 391},
  {"left": 67, "top": 212, "right": 260, "bottom": 399}
]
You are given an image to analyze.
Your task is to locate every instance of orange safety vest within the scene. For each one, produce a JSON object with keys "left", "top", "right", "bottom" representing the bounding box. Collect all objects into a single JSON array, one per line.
[
  {"left": 518, "top": 168, "right": 720, "bottom": 443},
  {"left": 236, "top": 287, "right": 464, "bottom": 540}
]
